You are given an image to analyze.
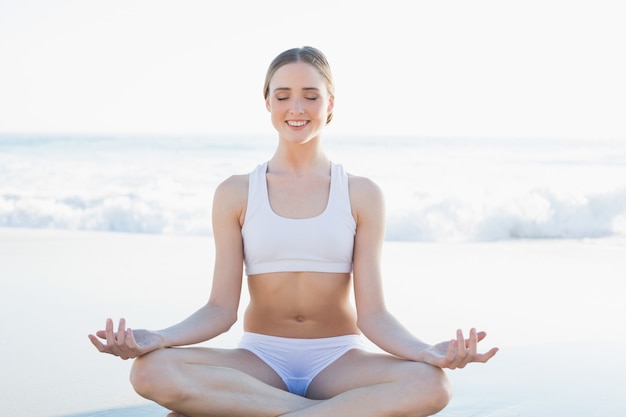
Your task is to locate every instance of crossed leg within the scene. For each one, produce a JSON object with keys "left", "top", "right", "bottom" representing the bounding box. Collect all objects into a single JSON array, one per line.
[
  {"left": 130, "top": 346, "right": 315, "bottom": 417},
  {"left": 130, "top": 346, "right": 451, "bottom": 417},
  {"left": 294, "top": 349, "right": 451, "bottom": 416}
]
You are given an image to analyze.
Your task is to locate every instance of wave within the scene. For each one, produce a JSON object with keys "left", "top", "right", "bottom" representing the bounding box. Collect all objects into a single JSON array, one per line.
[
  {"left": 385, "top": 188, "right": 626, "bottom": 241},
  {"left": 0, "top": 192, "right": 212, "bottom": 235},
  {"left": 2, "top": 133, "right": 626, "bottom": 242},
  {"left": 2, "top": 187, "right": 625, "bottom": 242}
]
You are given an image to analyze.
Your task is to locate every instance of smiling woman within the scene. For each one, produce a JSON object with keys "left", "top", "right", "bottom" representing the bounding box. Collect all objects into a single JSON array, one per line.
[
  {"left": 88, "top": 46, "right": 497, "bottom": 417},
  {"left": 265, "top": 61, "right": 333, "bottom": 148}
]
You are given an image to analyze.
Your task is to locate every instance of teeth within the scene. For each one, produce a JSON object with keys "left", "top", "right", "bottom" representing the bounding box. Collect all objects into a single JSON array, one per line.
[{"left": 288, "top": 121, "right": 306, "bottom": 127}]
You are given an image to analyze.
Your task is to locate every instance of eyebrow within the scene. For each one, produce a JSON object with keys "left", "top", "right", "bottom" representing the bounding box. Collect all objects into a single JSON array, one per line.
[{"left": 272, "top": 87, "right": 321, "bottom": 93}]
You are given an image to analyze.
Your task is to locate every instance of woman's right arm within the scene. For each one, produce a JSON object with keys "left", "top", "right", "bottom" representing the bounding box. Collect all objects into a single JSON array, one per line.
[{"left": 89, "top": 175, "right": 248, "bottom": 359}]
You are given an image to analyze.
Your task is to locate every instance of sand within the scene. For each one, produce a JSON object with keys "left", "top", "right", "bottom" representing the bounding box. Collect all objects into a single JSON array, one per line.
[{"left": 1, "top": 228, "right": 625, "bottom": 416}]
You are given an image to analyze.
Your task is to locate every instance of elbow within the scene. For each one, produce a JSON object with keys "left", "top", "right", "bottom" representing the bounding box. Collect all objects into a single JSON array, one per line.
[
  {"left": 356, "top": 307, "right": 389, "bottom": 334},
  {"left": 223, "top": 312, "right": 238, "bottom": 332},
  {"left": 205, "top": 301, "right": 238, "bottom": 335},
  {"left": 214, "top": 308, "right": 237, "bottom": 334},
  {"left": 356, "top": 313, "right": 376, "bottom": 335}
]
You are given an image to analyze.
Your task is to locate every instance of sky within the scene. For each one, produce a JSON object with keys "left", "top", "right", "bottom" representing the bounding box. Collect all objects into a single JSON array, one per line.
[{"left": 0, "top": 0, "right": 625, "bottom": 140}]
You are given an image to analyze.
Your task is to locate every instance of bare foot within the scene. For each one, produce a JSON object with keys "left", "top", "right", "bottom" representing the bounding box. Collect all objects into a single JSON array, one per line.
[{"left": 166, "top": 412, "right": 188, "bottom": 417}]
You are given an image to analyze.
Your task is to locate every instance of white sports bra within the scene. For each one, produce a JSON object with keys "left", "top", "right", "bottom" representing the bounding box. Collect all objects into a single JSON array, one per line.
[{"left": 242, "top": 161, "right": 356, "bottom": 276}]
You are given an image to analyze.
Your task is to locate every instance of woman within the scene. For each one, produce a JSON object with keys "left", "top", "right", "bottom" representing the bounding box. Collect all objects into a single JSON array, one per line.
[{"left": 89, "top": 46, "right": 498, "bottom": 417}]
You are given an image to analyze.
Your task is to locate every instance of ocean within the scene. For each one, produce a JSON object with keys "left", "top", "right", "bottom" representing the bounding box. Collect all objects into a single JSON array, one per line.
[
  {"left": 2, "top": 133, "right": 626, "bottom": 416},
  {"left": 1, "top": 133, "right": 625, "bottom": 242}
]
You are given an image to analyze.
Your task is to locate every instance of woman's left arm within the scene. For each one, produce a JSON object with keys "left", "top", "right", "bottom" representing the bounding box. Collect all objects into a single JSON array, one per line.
[{"left": 350, "top": 176, "right": 498, "bottom": 368}]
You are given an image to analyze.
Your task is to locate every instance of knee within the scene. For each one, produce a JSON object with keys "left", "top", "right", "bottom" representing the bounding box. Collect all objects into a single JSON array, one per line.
[
  {"left": 130, "top": 349, "right": 182, "bottom": 404},
  {"left": 422, "top": 368, "right": 452, "bottom": 414},
  {"left": 399, "top": 364, "right": 452, "bottom": 416},
  {"left": 129, "top": 350, "right": 162, "bottom": 398}
]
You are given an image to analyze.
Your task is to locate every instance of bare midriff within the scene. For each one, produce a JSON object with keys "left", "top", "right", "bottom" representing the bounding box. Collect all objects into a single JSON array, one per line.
[{"left": 243, "top": 271, "right": 360, "bottom": 339}]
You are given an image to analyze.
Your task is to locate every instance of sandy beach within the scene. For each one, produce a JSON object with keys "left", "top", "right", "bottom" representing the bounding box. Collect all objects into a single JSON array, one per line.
[{"left": 2, "top": 227, "right": 625, "bottom": 416}]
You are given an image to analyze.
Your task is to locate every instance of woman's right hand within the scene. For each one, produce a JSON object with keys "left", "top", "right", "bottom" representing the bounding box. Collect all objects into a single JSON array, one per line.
[{"left": 88, "top": 318, "right": 164, "bottom": 360}]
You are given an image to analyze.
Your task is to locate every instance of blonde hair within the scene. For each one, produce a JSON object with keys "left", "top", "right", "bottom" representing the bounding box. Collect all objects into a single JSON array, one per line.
[{"left": 263, "top": 46, "right": 335, "bottom": 124}]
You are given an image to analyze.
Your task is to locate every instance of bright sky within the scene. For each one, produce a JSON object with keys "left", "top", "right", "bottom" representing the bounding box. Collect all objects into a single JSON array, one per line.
[{"left": 1, "top": 0, "right": 625, "bottom": 140}]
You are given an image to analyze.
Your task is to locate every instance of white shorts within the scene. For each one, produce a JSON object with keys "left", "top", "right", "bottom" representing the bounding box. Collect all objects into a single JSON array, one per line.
[{"left": 238, "top": 332, "right": 365, "bottom": 396}]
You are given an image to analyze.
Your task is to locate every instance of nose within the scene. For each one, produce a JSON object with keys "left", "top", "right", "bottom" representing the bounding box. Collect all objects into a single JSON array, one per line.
[{"left": 289, "top": 98, "right": 304, "bottom": 114}]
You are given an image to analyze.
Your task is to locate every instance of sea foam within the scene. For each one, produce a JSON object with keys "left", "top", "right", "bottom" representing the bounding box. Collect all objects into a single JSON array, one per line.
[{"left": 1, "top": 134, "right": 625, "bottom": 242}]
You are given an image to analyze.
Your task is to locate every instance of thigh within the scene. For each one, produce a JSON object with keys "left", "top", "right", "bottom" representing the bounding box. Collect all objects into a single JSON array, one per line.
[
  {"left": 141, "top": 345, "right": 288, "bottom": 391},
  {"left": 306, "top": 349, "right": 444, "bottom": 399}
]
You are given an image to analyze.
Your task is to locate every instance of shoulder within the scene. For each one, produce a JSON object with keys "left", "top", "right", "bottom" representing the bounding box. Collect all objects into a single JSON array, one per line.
[
  {"left": 216, "top": 174, "right": 248, "bottom": 195},
  {"left": 347, "top": 174, "right": 385, "bottom": 222},
  {"left": 212, "top": 174, "right": 249, "bottom": 218},
  {"left": 347, "top": 174, "right": 384, "bottom": 203},
  {"left": 215, "top": 174, "right": 248, "bottom": 199}
]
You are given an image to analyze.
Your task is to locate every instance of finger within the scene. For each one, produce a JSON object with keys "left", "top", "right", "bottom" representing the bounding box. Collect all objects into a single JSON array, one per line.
[
  {"left": 475, "top": 347, "right": 500, "bottom": 363},
  {"left": 105, "top": 318, "right": 116, "bottom": 347},
  {"left": 449, "top": 329, "right": 466, "bottom": 369},
  {"left": 88, "top": 334, "right": 107, "bottom": 352},
  {"left": 456, "top": 329, "right": 476, "bottom": 368},
  {"left": 459, "top": 329, "right": 470, "bottom": 362},
  {"left": 486, "top": 347, "right": 499, "bottom": 359},
  {"left": 476, "top": 330, "right": 488, "bottom": 343},
  {"left": 459, "top": 328, "right": 478, "bottom": 368},
  {"left": 118, "top": 328, "right": 139, "bottom": 360},
  {"left": 116, "top": 318, "right": 127, "bottom": 346},
  {"left": 456, "top": 328, "right": 464, "bottom": 347},
  {"left": 468, "top": 328, "right": 478, "bottom": 355},
  {"left": 457, "top": 328, "right": 467, "bottom": 353},
  {"left": 445, "top": 338, "right": 456, "bottom": 364},
  {"left": 126, "top": 328, "right": 138, "bottom": 350}
]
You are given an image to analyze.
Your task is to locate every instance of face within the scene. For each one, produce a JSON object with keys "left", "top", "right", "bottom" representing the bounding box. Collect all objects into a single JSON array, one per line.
[{"left": 265, "top": 62, "right": 334, "bottom": 145}]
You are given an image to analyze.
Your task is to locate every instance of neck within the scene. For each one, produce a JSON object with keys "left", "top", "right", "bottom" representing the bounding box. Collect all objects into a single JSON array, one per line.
[{"left": 269, "top": 140, "right": 330, "bottom": 176}]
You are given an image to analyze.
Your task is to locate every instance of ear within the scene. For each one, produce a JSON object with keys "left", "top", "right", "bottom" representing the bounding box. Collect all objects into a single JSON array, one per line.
[
  {"left": 327, "top": 95, "right": 334, "bottom": 113},
  {"left": 265, "top": 97, "right": 271, "bottom": 112}
]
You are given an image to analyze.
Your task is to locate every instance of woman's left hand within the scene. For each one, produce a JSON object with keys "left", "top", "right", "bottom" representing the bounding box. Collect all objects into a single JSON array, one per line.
[{"left": 419, "top": 328, "right": 499, "bottom": 369}]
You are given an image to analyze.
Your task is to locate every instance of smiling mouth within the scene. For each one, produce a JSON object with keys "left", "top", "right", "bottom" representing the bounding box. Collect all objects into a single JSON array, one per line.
[{"left": 287, "top": 120, "right": 307, "bottom": 127}]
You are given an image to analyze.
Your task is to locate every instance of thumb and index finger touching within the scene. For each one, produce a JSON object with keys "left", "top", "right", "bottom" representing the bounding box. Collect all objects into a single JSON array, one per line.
[{"left": 88, "top": 317, "right": 134, "bottom": 357}]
